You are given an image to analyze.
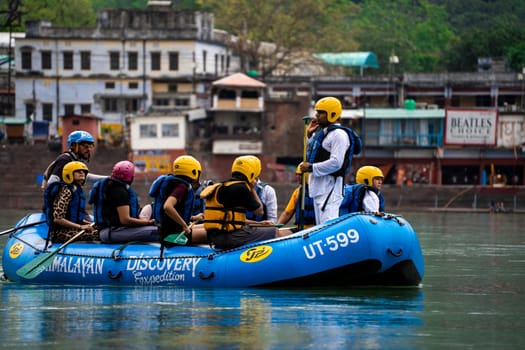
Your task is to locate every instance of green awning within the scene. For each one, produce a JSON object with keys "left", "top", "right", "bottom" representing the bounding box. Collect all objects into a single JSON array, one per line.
[{"left": 313, "top": 52, "right": 380, "bottom": 69}]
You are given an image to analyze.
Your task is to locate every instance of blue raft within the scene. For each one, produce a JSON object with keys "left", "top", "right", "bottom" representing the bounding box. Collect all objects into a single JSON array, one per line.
[{"left": 2, "top": 212, "right": 424, "bottom": 287}]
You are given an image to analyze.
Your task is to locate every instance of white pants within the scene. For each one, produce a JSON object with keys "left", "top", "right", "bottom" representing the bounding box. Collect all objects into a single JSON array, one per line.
[{"left": 313, "top": 191, "right": 344, "bottom": 225}]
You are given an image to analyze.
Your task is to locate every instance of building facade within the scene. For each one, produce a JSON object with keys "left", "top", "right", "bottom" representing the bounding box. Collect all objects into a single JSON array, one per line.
[{"left": 13, "top": 4, "right": 239, "bottom": 138}]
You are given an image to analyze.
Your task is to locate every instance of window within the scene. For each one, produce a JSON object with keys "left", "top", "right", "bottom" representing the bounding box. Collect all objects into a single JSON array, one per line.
[
  {"left": 128, "top": 52, "right": 138, "bottom": 70},
  {"left": 64, "top": 104, "right": 75, "bottom": 115},
  {"left": 63, "top": 51, "right": 73, "bottom": 70},
  {"left": 153, "top": 98, "right": 169, "bottom": 106},
  {"left": 129, "top": 82, "right": 138, "bottom": 89},
  {"left": 125, "top": 98, "right": 140, "bottom": 113},
  {"left": 21, "top": 51, "right": 32, "bottom": 70},
  {"left": 103, "top": 98, "right": 118, "bottom": 112},
  {"left": 169, "top": 52, "right": 179, "bottom": 70},
  {"left": 25, "top": 103, "right": 35, "bottom": 119},
  {"left": 215, "top": 54, "right": 218, "bottom": 75},
  {"left": 175, "top": 98, "right": 189, "bottom": 106},
  {"left": 105, "top": 82, "right": 115, "bottom": 89},
  {"left": 41, "top": 51, "right": 51, "bottom": 70},
  {"left": 140, "top": 124, "right": 157, "bottom": 138},
  {"left": 202, "top": 50, "right": 207, "bottom": 72},
  {"left": 81, "top": 51, "right": 91, "bottom": 70},
  {"left": 81, "top": 104, "right": 91, "bottom": 114},
  {"left": 162, "top": 123, "right": 179, "bottom": 137},
  {"left": 151, "top": 52, "right": 161, "bottom": 70},
  {"left": 168, "top": 84, "right": 178, "bottom": 93},
  {"left": 42, "top": 103, "right": 53, "bottom": 121},
  {"left": 110, "top": 51, "right": 120, "bottom": 70}
]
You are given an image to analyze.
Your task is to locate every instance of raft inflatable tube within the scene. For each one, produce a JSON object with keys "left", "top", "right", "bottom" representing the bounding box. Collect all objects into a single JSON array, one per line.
[{"left": 2, "top": 212, "right": 424, "bottom": 287}]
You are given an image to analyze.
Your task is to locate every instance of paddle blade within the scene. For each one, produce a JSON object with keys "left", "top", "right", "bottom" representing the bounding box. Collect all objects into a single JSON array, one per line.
[
  {"left": 16, "top": 251, "right": 57, "bottom": 279},
  {"left": 164, "top": 232, "right": 188, "bottom": 245},
  {"left": 15, "top": 229, "right": 85, "bottom": 279}
]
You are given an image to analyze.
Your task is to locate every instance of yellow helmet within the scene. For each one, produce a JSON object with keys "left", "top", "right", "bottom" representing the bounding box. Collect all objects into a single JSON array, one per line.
[
  {"left": 231, "top": 155, "right": 261, "bottom": 182},
  {"left": 173, "top": 155, "right": 202, "bottom": 181},
  {"left": 62, "top": 161, "right": 89, "bottom": 184},
  {"left": 315, "top": 97, "right": 342, "bottom": 123},
  {"left": 245, "top": 155, "right": 261, "bottom": 178},
  {"left": 356, "top": 166, "right": 384, "bottom": 186}
]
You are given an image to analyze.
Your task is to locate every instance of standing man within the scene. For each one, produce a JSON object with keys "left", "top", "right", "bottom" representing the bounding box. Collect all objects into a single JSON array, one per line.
[
  {"left": 299, "top": 96, "right": 362, "bottom": 224},
  {"left": 42, "top": 130, "right": 106, "bottom": 188}
]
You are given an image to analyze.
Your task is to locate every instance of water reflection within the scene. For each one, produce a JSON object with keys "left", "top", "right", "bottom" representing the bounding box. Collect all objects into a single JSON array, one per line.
[{"left": 0, "top": 285, "right": 424, "bottom": 349}]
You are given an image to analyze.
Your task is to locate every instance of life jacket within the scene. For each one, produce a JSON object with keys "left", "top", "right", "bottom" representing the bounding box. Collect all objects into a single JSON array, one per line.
[
  {"left": 44, "top": 181, "right": 86, "bottom": 227},
  {"left": 88, "top": 177, "right": 140, "bottom": 226},
  {"left": 245, "top": 181, "right": 268, "bottom": 221},
  {"left": 294, "top": 185, "right": 316, "bottom": 227},
  {"left": 306, "top": 125, "right": 362, "bottom": 177},
  {"left": 200, "top": 180, "right": 248, "bottom": 232},
  {"left": 339, "top": 184, "right": 385, "bottom": 215},
  {"left": 148, "top": 174, "right": 194, "bottom": 226},
  {"left": 192, "top": 183, "right": 206, "bottom": 217},
  {"left": 41, "top": 151, "right": 78, "bottom": 188}
]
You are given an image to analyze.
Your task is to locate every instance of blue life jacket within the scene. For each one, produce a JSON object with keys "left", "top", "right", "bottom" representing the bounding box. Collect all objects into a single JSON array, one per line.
[
  {"left": 148, "top": 174, "right": 194, "bottom": 226},
  {"left": 245, "top": 181, "right": 268, "bottom": 221},
  {"left": 192, "top": 184, "right": 206, "bottom": 217},
  {"left": 307, "top": 125, "right": 362, "bottom": 177},
  {"left": 88, "top": 177, "right": 139, "bottom": 226},
  {"left": 44, "top": 181, "right": 86, "bottom": 227},
  {"left": 339, "top": 184, "right": 385, "bottom": 215},
  {"left": 294, "top": 185, "right": 316, "bottom": 227}
]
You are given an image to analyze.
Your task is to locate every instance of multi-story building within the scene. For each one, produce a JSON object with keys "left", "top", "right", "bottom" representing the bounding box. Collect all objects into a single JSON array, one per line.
[{"left": 13, "top": 2, "right": 239, "bottom": 140}]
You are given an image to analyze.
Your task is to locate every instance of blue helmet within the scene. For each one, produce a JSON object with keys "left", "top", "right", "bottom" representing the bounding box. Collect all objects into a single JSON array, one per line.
[{"left": 67, "top": 130, "right": 94, "bottom": 148}]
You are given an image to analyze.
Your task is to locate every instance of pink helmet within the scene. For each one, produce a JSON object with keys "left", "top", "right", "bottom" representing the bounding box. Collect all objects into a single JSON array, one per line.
[{"left": 111, "top": 160, "right": 135, "bottom": 182}]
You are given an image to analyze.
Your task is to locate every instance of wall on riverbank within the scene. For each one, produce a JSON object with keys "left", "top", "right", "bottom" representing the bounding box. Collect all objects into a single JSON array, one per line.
[{"left": 1, "top": 144, "right": 523, "bottom": 213}]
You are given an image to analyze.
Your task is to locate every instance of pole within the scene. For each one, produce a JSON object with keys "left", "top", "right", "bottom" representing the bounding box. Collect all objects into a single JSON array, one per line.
[{"left": 299, "top": 115, "right": 311, "bottom": 230}]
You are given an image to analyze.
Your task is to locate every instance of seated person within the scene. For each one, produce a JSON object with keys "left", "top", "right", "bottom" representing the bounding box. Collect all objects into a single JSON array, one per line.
[
  {"left": 340, "top": 166, "right": 385, "bottom": 214},
  {"left": 89, "top": 160, "right": 158, "bottom": 243},
  {"left": 148, "top": 155, "right": 202, "bottom": 246},
  {"left": 44, "top": 161, "right": 98, "bottom": 243},
  {"left": 191, "top": 155, "right": 292, "bottom": 249},
  {"left": 277, "top": 165, "right": 316, "bottom": 232}
]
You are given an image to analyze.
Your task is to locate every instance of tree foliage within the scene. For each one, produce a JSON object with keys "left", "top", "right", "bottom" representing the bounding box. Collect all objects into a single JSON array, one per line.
[
  {"left": 198, "top": 0, "right": 359, "bottom": 76},
  {"left": 3, "top": 0, "right": 525, "bottom": 73},
  {"left": 350, "top": 0, "right": 454, "bottom": 73},
  {"left": 17, "top": 0, "right": 96, "bottom": 28}
]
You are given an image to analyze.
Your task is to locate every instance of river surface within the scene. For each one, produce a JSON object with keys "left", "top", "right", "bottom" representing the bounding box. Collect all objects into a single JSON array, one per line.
[{"left": 0, "top": 209, "right": 523, "bottom": 349}]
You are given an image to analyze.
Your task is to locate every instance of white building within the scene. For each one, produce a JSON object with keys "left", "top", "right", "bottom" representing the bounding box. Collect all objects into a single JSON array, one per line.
[{"left": 14, "top": 3, "right": 240, "bottom": 139}]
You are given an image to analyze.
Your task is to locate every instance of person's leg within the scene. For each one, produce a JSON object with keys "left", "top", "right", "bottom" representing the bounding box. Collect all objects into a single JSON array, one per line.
[{"left": 191, "top": 223, "right": 208, "bottom": 244}]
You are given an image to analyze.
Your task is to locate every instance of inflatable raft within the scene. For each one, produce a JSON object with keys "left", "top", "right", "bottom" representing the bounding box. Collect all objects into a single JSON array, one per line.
[{"left": 2, "top": 212, "right": 424, "bottom": 287}]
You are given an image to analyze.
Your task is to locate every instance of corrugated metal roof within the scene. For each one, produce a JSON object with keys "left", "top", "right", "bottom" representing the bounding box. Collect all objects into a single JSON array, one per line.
[{"left": 313, "top": 52, "right": 380, "bottom": 68}]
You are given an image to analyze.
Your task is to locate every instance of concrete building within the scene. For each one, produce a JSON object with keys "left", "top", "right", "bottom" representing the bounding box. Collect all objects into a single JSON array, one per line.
[{"left": 13, "top": 2, "right": 239, "bottom": 139}]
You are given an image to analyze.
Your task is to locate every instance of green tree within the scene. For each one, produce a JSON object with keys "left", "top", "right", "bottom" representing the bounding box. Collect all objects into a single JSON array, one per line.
[
  {"left": 198, "top": 0, "right": 359, "bottom": 77},
  {"left": 20, "top": 0, "right": 96, "bottom": 27},
  {"left": 351, "top": 0, "right": 454, "bottom": 73}
]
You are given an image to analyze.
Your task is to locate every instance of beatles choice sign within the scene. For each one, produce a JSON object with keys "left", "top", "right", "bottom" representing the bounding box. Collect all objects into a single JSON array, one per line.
[{"left": 445, "top": 109, "right": 498, "bottom": 146}]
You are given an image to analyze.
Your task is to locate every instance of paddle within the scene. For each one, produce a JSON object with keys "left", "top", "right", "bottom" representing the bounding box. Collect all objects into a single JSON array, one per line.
[
  {"left": 163, "top": 222, "right": 194, "bottom": 245},
  {"left": 299, "top": 115, "right": 311, "bottom": 230},
  {"left": 0, "top": 220, "right": 46, "bottom": 238},
  {"left": 16, "top": 229, "right": 86, "bottom": 279},
  {"left": 248, "top": 223, "right": 284, "bottom": 227}
]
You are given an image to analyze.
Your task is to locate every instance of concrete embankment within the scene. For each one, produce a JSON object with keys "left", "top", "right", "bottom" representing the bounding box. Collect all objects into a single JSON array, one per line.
[{"left": 1, "top": 144, "right": 524, "bottom": 213}]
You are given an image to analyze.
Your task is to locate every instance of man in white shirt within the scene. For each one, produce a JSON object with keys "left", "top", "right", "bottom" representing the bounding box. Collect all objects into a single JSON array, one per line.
[{"left": 300, "top": 97, "right": 362, "bottom": 224}]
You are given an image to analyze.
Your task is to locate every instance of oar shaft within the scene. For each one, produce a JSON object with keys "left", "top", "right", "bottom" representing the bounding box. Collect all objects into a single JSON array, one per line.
[{"left": 0, "top": 220, "right": 46, "bottom": 237}]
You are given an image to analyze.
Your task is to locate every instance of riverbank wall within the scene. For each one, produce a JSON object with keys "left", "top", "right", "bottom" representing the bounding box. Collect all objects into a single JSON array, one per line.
[{"left": 1, "top": 144, "right": 523, "bottom": 213}]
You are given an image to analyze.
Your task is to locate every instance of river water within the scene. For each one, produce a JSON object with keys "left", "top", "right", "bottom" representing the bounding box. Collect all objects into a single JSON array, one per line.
[{"left": 0, "top": 209, "right": 523, "bottom": 349}]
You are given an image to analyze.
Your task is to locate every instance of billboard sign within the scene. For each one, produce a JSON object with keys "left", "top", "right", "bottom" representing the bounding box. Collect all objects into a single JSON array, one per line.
[{"left": 445, "top": 109, "right": 498, "bottom": 146}]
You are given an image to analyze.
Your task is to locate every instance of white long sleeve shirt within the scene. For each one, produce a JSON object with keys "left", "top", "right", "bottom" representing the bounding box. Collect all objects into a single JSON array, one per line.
[{"left": 308, "top": 126, "right": 350, "bottom": 199}]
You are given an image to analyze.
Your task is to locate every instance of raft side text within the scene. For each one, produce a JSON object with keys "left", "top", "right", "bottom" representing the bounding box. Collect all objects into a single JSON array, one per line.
[{"left": 303, "top": 229, "right": 359, "bottom": 259}]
